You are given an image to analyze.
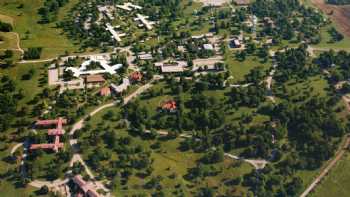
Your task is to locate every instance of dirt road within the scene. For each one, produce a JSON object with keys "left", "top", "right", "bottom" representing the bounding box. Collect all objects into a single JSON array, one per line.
[{"left": 300, "top": 136, "right": 350, "bottom": 197}]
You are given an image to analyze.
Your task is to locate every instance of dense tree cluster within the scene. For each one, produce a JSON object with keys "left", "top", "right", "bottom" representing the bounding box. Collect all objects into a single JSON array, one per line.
[
  {"left": 251, "top": 0, "right": 325, "bottom": 43},
  {"left": 314, "top": 50, "right": 350, "bottom": 84},
  {"left": 274, "top": 45, "right": 320, "bottom": 83},
  {"left": 23, "top": 47, "right": 42, "bottom": 60},
  {"left": 0, "top": 21, "right": 13, "bottom": 32},
  {"left": 0, "top": 76, "right": 20, "bottom": 131},
  {"left": 38, "top": 0, "right": 69, "bottom": 23},
  {"left": 328, "top": 27, "right": 344, "bottom": 42}
]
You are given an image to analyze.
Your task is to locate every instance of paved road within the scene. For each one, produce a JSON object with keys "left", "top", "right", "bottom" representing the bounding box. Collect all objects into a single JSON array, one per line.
[
  {"left": 29, "top": 178, "right": 69, "bottom": 189},
  {"left": 69, "top": 79, "right": 156, "bottom": 136}
]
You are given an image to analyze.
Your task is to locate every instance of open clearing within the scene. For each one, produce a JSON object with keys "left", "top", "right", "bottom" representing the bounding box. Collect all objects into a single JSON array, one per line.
[{"left": 311, "top": 0, "right": 350, "bottom": 37}]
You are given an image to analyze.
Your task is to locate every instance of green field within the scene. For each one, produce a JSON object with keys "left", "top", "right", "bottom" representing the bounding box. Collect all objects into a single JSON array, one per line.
[
  {"left": 0, "top": 0, "right": 80, "bottom": 59},
  {"left": 312, "top": 25, "right": 350, "bottom": 51},
  {"left": 225, "top": 54, "right": 272, "bottom": 83},
  {"left": 78, "top": 104, "right": 254, "bottom": 196},
  {"left": 0, "top": 62, "right": 47, "bottom": 106},
  {"left": 311, "top": 152, "right": 350, "bottom": 197}
]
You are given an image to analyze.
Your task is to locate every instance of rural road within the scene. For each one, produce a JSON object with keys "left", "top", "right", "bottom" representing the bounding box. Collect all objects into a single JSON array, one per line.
[
  {"left": 69, "top": 78, "right": 156, "bottom": 135},
  {"left": 300, "top": 136, "right": 350, "bottom": 197},
  {"left": 146, "top": 129, "right": 269, "bottom": 170},
  {"left": 300, "top": 96, "right": 350, "bottom": 197}
]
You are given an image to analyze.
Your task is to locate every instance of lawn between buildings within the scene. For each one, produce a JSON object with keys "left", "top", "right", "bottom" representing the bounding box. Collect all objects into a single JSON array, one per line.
[{"left": 0, "top": 62, "right": 53, "bottom": 196}]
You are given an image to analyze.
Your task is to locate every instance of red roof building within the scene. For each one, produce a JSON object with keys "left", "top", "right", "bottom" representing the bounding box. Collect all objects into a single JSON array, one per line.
[
  {"left": 161, "top": 100, "right": 177, "bottom": 112},
  {"left": 72, "top": 175, "right": 101, "bottom": 197},
  {"left": 129, "top": 71, "right": 142, "bottom": 82},
  {"left": 100, "top": 87, "right": 111, "bottom": 96},
  {"left": 30, "top": 117, "right": 66, "bottom": 152}
]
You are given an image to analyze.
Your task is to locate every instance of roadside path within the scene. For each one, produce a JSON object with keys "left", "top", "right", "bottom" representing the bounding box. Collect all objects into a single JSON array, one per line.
[
  {"left": 0, "top": 32, "right": 24, "bottom": 54},
  {"left": 69, "top": 78, "right": 157, "bottom": 135},
  {"left": 300, "top": 96, "right": 350, "bottom": 197},
  {"left": 10, "top": 143, "right": 23, "bottom": 155},
  {"left": 300, "top": 136, "right": 350, "bottom": 197},
  {"left": 146, "top": 129, "right": 268, "bottom": 170}
]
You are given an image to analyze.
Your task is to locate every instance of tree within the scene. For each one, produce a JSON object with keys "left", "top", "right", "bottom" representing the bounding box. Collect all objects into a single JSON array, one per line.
[
  {"left": 38, "top": 185, "right": 49, "bottom": 195},
  {"left": 23, "top": 47, "right": 42, "bottom": 60},
  {"left": 0, "top": 21, "right": 13, "bottom": 32}
]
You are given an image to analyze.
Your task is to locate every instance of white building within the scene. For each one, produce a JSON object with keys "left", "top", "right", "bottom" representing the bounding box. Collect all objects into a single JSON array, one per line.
[
  {"left": 116, "top": 2, "right": 142, "bottom": 12},
  {"left": 134, "top": 14, "right": 155, "bottom": 30},
  {"left": 106, "top": 23, "right": 125, "bottom": 42},
  {"left": 155, "top": 61, "right": 187, "bottom": 73},
  {"left": 203, "top": 44, "right": 214, "bottom": 50},
  {"left": 65, "top": 56, "right": 123, "bottom": 77},
  {"left": 110, "top": 78, "right": 130, "bottom": 93}
]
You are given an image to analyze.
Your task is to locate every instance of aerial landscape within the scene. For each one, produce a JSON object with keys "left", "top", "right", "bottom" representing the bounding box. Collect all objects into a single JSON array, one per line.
[{"left": 1, "top": 0, "right": 350, "bottom": 196}]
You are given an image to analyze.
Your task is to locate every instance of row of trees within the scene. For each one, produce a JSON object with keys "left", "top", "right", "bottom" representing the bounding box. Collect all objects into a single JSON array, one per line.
[{"left": 23, "top": 47, "right": 42, "bottom": 60}]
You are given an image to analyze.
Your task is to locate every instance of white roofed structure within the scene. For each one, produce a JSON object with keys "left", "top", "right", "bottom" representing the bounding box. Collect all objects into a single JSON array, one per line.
[
  {"left": 65, "top": 56, "right": 123, "bottom": 77},
  {"left": 134, "top": 14, "right": 154, "bottom": 30},
  {"left": 110, "top": 78, "right": 130, "bottom": 93},
  {"left": 106, "top": 23, "right": 125, "bottom": 42},
  {"left": 116, "top": 2, "right": 142, "bottom": 12}
]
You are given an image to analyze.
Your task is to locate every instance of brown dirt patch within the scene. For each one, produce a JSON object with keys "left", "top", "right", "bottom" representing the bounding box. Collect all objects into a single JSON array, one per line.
[{"left": 311, "top": 0, "right": 350, "bottom": 37}]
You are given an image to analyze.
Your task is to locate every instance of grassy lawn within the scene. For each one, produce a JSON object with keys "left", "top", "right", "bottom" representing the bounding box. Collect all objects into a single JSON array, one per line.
[
  {"left": 225, "top": 54, "right": 272, "bottom": 83},
  {"left": 310, "top": 152, "right": 350, "bottom": 197},
  {"left": 281, "top": 75, "right": 330, "bottom": 104},
  {"left": 0, "top": 0, "right": 80, "bottom": 59},
  {"left": 312, "top": 25, "right": 350, "bottom": 51},
  {"left": 0, "top": 32, "right": 18, "bottom": 49},
  {"left": 0, "top": 140, "right": 50, "bottom": 197},
  {"left": 0, "top": 61, "right": 54, "bottom": 196},
  {"left": 77, "top": 90, "right": 254, "bottom": 196},
  {"left": 0, "top": 182, "right": 45, "bottom": 197},
  {"left": 118, "top": 139, "right": 252, "bottom": 196},
  {"left": 0, "top": 62, "right": 47, "bottom": 106}
]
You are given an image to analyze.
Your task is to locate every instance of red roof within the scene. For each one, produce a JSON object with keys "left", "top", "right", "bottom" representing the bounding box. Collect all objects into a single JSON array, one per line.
[
  {"left": 72, "top": 175, "right": 101, "bottom": 197},
  {"left": 36, "top": 118, "right": 67, "bottom": 126},
  {"left": 48, "top": 129, "right": 64, "bottom": 135},
  {"left": 162, "top": 100, "right": 177, "bottom": 111},
  {"left": 31, "top": 117, "right": 66, "bottom": 152},
  {"left": 100, "top": 87, "right": 111, "bottom": 96},
  {"left": 129, "top": 71, "right": 142, "bottom": 81},
  {"left": 85, "top": 75, "right": 105, "bottom": 83}
]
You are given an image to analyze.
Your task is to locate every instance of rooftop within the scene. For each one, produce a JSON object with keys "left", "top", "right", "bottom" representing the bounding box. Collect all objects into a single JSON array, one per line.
[{"left": 85, "top": 75, "right": 106, "bottom": 83}]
